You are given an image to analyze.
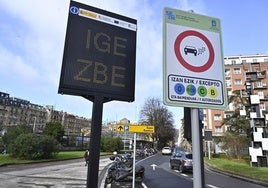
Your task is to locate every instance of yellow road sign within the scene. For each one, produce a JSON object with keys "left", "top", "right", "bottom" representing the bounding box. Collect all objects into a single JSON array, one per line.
[
  {"left": 116, "top": 124, "right": 125, "bottom": 132},
  {"left": 116, "top": 124, "right": 154, "bottom": 133},
  {"left": 129, "top": 125, "right": 154, "bottom": 133}
]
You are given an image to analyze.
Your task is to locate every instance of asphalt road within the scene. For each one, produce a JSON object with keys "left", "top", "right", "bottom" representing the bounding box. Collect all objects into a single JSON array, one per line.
[
  {"left": 141, "top": 153, "right": 268, "bottom": 188},
  {"left": 1, "top": 154, "right": 268, "bottom": 188}
]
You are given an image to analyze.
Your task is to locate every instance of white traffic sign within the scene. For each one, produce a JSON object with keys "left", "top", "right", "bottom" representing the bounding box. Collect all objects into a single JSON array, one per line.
[{"left": 163, "top": 8, "right": 227, "bottom": 109}]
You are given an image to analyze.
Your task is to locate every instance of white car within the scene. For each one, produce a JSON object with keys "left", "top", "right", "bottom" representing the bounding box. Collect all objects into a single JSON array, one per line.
[{"left": 161, "top": 146, "right": 172, "bottom": 155}]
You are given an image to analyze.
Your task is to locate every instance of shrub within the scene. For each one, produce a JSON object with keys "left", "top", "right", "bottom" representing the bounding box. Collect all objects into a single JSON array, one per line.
[
  {"left": 2, "top": 124, "right": 32, "bottom": 149},
  {"left": 8, "top": 133, "right": 60, "bottom": 160},
  {"left": 35, "top": 135, "right": 60, "bottom": 159},
  {"left": 9, "top": 133, "right": 39, "bottom": 159},
  {"left": 101, "top": 136, "right": 122, "bottom": 152}
]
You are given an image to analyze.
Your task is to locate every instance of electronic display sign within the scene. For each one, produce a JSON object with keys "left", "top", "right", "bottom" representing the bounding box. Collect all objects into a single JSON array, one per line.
[{"left": 58, "top": 1, "right": 137, "bottom": 102}]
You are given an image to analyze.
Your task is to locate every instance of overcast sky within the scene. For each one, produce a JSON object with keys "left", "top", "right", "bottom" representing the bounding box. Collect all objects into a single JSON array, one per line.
[{"left": 1, "top": 0, "right": 268, "bottom": 128}]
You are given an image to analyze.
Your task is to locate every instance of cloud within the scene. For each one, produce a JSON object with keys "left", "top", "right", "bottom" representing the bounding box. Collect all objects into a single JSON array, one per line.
[
  {"left": 0, "top": 44, "right": 39, "bottom": 83},
  {"left": 1, "top": 0, "right": 209, "bottom": 127}
]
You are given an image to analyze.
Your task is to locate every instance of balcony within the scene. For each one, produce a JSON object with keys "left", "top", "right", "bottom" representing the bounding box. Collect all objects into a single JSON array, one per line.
[
  {"left": 225, "top": 72, "right": 231, "bottom": 77},
  {"left": 246, "top": 72, "right": 259, "bottom": 82},
  {"left": 257, "top": 71, "right": 266, "bottom": 79},
  {"left": 260, "top": 95, "right": 268, "bottom": 101},
  {"left": 213, "top": 132, "right": 225, "bottom": 137},
  {"left": 254, "top": 83, "right": 268, "bottom": 89}
]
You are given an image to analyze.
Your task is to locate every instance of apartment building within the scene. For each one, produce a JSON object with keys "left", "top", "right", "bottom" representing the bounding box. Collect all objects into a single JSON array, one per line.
[
  {"left": 203, "top": 54, "right": 268, "bottom": 135},
  {"left": 202, "top": 54, "right": 268, "bottom": 163},
  {"left": 0, "top": 92, "right": 91, "bottom": 142}
]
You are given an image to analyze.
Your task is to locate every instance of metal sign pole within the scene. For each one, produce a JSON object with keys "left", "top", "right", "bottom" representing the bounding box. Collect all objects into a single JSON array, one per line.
[
  {"left": 191, "top": 108, "right": 202, "bottom": 188},
  {"left": 199, "top": 120, "right": 205, "bottom": 188},
  {"left": 208, "top": 141, "right": 211, "bottom": 160},
  {"left": 132, "top": 133, "right": 136, "bottom": 188},
  {"left": 86, "top": 95, "right": 103, "bottom": 188}
]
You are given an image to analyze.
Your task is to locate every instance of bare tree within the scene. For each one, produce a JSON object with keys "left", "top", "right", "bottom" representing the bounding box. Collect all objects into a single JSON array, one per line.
[{"left": 139, "top": 97, "right": 175, "bottom": 149}]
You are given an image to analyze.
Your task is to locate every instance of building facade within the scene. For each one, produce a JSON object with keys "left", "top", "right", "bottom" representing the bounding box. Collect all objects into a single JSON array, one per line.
[
  {"left": 203, "top": 54, "right": 268, "bottom": 134},
  {"left": 0, "top": 92, "right": 91, "bottom": 144},
  {"left": 202, "top": 54, "right": 268, "bottom": 166}
]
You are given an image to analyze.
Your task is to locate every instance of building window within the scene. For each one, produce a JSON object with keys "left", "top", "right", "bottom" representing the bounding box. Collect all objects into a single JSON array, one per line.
[
  {"left": 215, "top": 126, "right": 223, "bottom": 133},
  {"left": 214, "top": 114, "right": 222, "bottom": 121},
  {"left": 258, "top": 91, "right": 264, "bottom": 99},
  {"left": 234, "top": 79, "right": 242, "bottom": 85},
  {"left": 260, "top": 103, "right": 265, "bottom": 110},
  {"left": 231, "top": 60, "right": 236, "bottom": 65},
  {"left": 242, "top": 59, "right": 247, "bottom": 63},
  {"left": 233, "top": 68, "right": 241, "bottom": 74},
  {"left": 225, "top": 69, "right": 230, "bottom": 76},
  {"left": 203, "top": 114, "right": 207, "bottom": 121},
  {"left": 253, "top": 59, "right": 257, "bottom": 63},
  {"left": 226, "top": 80, "right": 232, "bottom": 88}
]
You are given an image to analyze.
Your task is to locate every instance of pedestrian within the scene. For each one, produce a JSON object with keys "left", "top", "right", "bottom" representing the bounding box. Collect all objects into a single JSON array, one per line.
[{"left": 84, "top": 150, "right": 89, "bottom": 166}]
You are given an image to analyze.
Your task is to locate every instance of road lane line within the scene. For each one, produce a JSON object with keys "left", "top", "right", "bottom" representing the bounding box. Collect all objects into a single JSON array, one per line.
[
  {"left": 141, "top": 182, "right": 148, "bottom": 188},
  {"left": 206, "top": 184, "right": 219, "bottom": 188}
]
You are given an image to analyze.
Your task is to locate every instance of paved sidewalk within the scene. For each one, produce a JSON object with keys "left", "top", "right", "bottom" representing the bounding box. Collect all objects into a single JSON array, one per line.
[{"left": 0, "top": 157, "right": 113, "bottom": 188}]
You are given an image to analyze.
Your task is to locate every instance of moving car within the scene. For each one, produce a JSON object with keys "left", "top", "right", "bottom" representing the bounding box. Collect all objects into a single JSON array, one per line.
[
  {"left": 172, "top": 146, "right": 185, "bottom": 155},
  {"left": 169, "top": 151, "right": 193, "bottom": 173},
  {"left": 161, "top": 146, "right": 172, "bottom": 155}
]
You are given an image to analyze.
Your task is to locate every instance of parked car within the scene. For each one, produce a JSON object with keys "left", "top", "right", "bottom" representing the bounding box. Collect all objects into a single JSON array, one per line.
[
  {"left": 161, "top": 146, "right": 172, "bottom": 155},
  {"left": 169, "top": 151, "right": 193, "bottom": 173}
]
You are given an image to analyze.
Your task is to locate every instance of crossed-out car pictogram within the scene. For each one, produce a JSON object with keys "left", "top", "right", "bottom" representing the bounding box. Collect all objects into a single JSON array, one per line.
[{"left": 184, "top": 46, "right": 197, "bottom": 56}]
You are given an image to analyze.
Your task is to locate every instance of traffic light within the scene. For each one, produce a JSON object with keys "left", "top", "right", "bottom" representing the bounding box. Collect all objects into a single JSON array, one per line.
[
  {"left": 183, "top": 107, "right": 204, "bottom": 142},
  {"left": 184, "top": 107, "right": 192, "bottom": 141}
]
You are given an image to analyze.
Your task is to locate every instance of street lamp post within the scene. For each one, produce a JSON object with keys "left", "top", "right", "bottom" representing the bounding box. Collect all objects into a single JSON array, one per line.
[{"left": 33, "top": 116, "right": 37, "bottom": 132}]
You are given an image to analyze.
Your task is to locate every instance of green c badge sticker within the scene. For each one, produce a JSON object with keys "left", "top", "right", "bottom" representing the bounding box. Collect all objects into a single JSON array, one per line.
[{"left": 198, "top": 86, "right": 207, "bottom": 97}]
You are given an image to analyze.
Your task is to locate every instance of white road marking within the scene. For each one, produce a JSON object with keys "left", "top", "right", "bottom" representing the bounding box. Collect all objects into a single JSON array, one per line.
[
  {"left": 206, "top": 184, "right": 220, "bottom": 188},
  {"left": 141, "top": 182, "right": 148, "bottom": 188}
]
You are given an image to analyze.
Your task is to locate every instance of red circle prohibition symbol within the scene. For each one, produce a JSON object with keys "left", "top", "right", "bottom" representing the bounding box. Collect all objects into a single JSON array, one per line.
[{"left": 174, "top": 30, "right": 215, "bottom": 72}]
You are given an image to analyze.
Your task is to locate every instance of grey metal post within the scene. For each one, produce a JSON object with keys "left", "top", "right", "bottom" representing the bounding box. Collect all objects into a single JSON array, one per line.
[
  {"left": 208, "top": 141, "right": 211, "bottom": 160},
  {"left": 191, "top": 108, "right": 202, "bottom": 188},
  {"left": 132, "top": 133, "right": 137, "bottom": 188}
]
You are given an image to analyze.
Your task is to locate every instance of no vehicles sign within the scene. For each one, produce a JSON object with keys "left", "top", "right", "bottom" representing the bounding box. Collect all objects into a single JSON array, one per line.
[{"left": 163, "top": 8, "right": 227, "bottom": 109}]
